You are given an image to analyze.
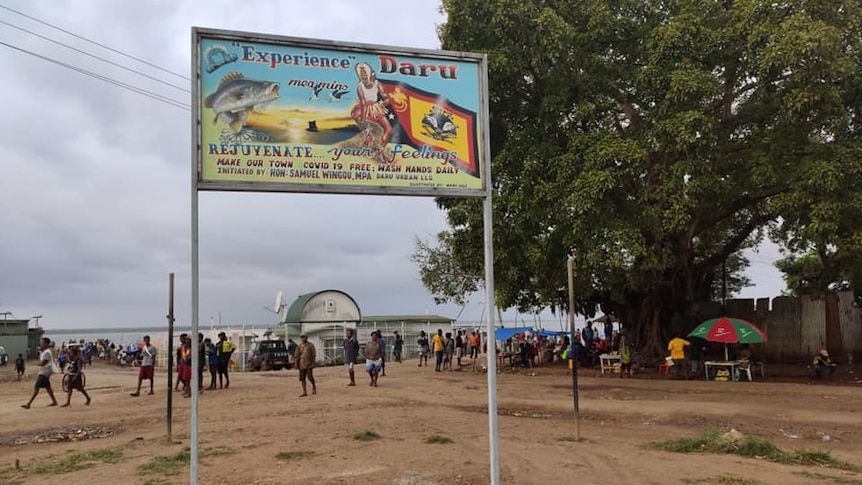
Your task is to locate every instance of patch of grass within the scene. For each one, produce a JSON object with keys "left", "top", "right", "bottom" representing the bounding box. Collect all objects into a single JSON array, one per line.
[
  {"left": 142, "top": 479, "right": 171, "bottom": 485},
  {"left": 424, "top": 434, "right": 453, "bottom": 444},
  {"left": 793, "top": 471, "right": 862, "bottom": 484},
  {"left": 135, "top": 445, "right": 232, "bottom": 477},
  {"left": 650, "top": 431, "right": 861, "bottom": 472},
  {"left": 28, "top": 448, "right": 124, "bottom": 475},
  {"left": 203, "top": 446, "right": 234, "bottom": 457},
  {"left": 556, "top": 435, "right": 585, "bottom": 442},
  {"left": 682, "top": 475, "right": 763, "bottom": 485},
  {"left": 275, "top": 450, "right": 316, "bottom": 460},
  {"left": 353, "top": 431, "right": 381, "bottom": 441},
  {"left": 137, "top": 448, "right": 191, "bottom": 476}
]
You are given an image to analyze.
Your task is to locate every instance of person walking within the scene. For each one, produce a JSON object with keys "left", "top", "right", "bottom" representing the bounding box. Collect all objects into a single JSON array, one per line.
[
  {"left": 469, "top": 331, "right": 480, "bottom": 360},
  {"left": 130, "top": 335, "right": 157, "bottom": 397},
  {"left": 15, "top": 353, "right": 25, "bottom": 381},
  {"left": 619, "top": 332, "right": 632, "bottom": 378},
  {"left": 667, "top": 333, "right": 691, "bottom": 379},
  {"left": 295, "top": 334, "right": 317, "bottom": 397},
  {"left": 205, "top": 338, "right": 218, "bottom": 390},
  {"left": 455, "top": 330, "right": 465, "bottom": 367},
  {"left": 379, "top": 333, "right": 387, "bottom": 377},
  {"left": 174, "top": 334, "right": 186, "bottom": 392},
  {"left": 197, "top": 333, "right": 207, "bottom": 394},
  {"left": 417, "top": 331, "right": 430, "bottom": 367},
  {"left": 343, "top": 329, "right": 359, "bottom": 386},
  {"left": 216, "top": 332, "right": 236, "bottom": 389},
  {"left": 22, "top": 337, "right": 58, "bottom": 409},
  {"left": 432, "top": 329, "right": 446, "bottom": 372},
  {"left": 393, "top": 330, "right": 403, "bottom": 363},
  {"left": 444, "top": 332, "right": 455, "bottom": 371},
  {"left": 62, "top": 347, "right": 91, "bottom": 407},
  {"left": 179, "top": 336, "right": 192, "bottom": 397},
  {"left": 364, "top": 331, "right": 384, "bottom": 387}
]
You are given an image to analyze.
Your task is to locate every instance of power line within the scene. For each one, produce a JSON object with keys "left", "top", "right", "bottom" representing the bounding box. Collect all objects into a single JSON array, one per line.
[
  {"left": 0, "top": 3, "right": 189, "bottom": 81},
  {"left": 0, "top": 40, "right": 190, "bottom": 111},
  {"left": 0, "top": 20, "right": 190, "bottom": 93}
]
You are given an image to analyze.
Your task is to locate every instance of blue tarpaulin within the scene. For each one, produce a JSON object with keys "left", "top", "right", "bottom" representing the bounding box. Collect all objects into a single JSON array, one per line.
[
  {"left": 537, "top": 329, "right": 569, "bottom": 337},
  {"left": 494, "top": 327, "right": 534, "bottom": 341}
]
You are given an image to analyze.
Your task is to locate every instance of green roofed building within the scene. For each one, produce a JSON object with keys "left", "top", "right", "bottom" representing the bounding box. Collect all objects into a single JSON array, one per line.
[{"left": 270, "top": 289, "right": 455, "bottom": 365}]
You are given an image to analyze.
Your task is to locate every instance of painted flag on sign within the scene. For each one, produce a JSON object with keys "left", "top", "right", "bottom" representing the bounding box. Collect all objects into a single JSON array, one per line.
[{"left": 378, "top": 80, "right": 480, "bottom": 178}]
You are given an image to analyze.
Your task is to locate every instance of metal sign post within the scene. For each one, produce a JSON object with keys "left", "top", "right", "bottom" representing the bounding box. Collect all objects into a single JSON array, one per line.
[
  {"left": 479, "top": 57, "right": 499, "bottom": 485},
  {"left": 190, "top": 27, "right": 494, "bottom": 485}
]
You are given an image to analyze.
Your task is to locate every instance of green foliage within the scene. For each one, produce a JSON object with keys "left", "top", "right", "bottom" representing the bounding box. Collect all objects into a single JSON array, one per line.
[
  {"left": 353, "top": 431, "right": 381, "bottom": 441},
  {"left": 136, "top": 446, "right": 232, "bottom": 477},
  {"left": 555, "top": 435, "right": 585, "bottom": 442},
  {"left": 137, "top": 448, "right": 190, "bottom": 476},
  {"left": 775, "top": 250, "right": 850, "bottom": 295},
  {"left": 27, "top": 448, "right": 123, "bottom": 475},
  {"left": 411, "top": 233, "right": 481, "bottom": 306},
  {"left": 425, "top": 0, "right": 862, "bottom": 356},
  {"left": 142, "top": 480, "right": 171, "bottom": 485},
  {"left": 424, "top": 434, "right": 454, "bottom": 444},
  {"left": 0, "top": 448, "right": 125, "bottom": 482},
  {"left": 275, "top": 450, "right": 315, "bottom": 460},
  {"left": 650, "top": 431, "right": 861, "bottom": 471}
]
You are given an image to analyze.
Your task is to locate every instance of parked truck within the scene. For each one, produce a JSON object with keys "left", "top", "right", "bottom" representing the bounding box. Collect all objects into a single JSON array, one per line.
[{"left": 248, "top": 339, "right": 291, "bottom": 371}]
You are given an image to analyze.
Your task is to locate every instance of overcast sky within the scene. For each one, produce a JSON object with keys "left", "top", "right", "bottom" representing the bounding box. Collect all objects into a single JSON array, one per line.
[{"left": 0, "top": 0, "right": 786, "bottom": 332}]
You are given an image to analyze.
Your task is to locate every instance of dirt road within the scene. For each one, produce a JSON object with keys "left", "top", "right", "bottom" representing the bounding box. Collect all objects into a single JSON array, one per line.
[{"left": 1, "top": 360, "right": 860, "bottom": 484}]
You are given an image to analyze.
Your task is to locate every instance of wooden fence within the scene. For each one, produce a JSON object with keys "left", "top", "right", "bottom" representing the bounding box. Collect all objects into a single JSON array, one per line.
[{"left": 719, "top": 291, "right": 862, "bottom": 363}]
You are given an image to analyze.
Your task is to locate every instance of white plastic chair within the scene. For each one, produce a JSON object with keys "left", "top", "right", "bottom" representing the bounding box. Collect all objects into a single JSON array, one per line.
[{"left": 738, "top": 359, "right": 752, "bottom": 382}]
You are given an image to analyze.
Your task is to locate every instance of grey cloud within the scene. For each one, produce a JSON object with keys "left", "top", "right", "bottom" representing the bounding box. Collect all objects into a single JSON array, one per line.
[{"left": 0, "top": 0, "right": 786, "bottom": 333}]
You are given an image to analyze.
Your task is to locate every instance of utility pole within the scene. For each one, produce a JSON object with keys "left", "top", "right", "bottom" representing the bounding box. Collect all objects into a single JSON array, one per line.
[{"left": 567, "top": 256, "right": 581, "bottom": 440}]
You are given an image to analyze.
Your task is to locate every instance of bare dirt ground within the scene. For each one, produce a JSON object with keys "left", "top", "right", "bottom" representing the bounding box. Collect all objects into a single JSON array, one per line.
[{"left": 1, "top": 359, "right": 861, "bottom": 485}]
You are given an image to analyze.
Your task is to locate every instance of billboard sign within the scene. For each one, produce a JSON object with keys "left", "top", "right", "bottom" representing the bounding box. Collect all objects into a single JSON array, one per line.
[{"left": 193, "top": 28, "right": 488, "bottom": 197}]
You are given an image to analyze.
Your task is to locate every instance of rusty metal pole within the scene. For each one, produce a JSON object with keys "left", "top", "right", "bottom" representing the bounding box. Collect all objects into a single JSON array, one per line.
[
  {"left": 567, "top": 257, "right": 581, "bottom": 440},
  {"left": 166, "top": 273, "right": 175, "bottom": 443}
]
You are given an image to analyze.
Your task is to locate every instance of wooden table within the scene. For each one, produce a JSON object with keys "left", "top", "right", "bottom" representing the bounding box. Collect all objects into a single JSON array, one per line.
[
  {"left": 704, "top": 361, "right": 740, "bottom": 381},
  {"left": 599, "top": 353, "right": 622, "bottom": 375}
]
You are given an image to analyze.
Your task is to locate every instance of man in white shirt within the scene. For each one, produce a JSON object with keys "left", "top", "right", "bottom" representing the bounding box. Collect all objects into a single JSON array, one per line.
[
  {"left": 131, "top": 335, "right": 157, "bottom": 396},
  {"left": 22, "top": 337, "right": 58, "bottom": 408}
]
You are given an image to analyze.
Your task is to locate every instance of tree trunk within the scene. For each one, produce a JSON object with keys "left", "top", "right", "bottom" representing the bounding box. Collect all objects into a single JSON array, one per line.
[{"left": 633, "top": 292, "right": 665, "bottom": 364}]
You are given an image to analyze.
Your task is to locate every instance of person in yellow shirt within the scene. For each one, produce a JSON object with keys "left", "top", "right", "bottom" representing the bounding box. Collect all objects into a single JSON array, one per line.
[
  {"left": 432, "top": 329, "right": 446, "bottom": 372},
  {"left": 667, "top": 333, "right": 690, "bottom": 379},
  {"left": 216, "top": 332, "right": 236, "bottom": 389}
]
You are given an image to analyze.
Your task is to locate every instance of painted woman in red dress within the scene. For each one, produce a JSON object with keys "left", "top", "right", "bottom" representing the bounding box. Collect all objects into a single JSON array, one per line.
[{"left": 350, "top": 62, "right": 392, "bottom": 150}]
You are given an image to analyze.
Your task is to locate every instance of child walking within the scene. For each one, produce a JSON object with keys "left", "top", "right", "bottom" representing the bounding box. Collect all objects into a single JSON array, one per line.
[
  {"left": 62, "top": 347, "right": 91, "bottom": 407},
  {"left": 15, "top": 353, "right": 25, "bottom": 381}
]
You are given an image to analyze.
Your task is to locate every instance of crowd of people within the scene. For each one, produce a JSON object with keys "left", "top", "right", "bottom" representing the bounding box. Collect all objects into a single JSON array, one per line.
[
  {"left": 163, "top": 332, "right": 237, "bottom": 398},
  {"left": 14, "top": 325, "right": 841, "bottom": 409}
]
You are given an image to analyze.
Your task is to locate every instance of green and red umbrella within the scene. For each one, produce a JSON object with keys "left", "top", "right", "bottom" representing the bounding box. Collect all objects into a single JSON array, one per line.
[
  {"left": 688, "top": 317, "right": 767, "bottom": 344},
  {"left": 687, "top": 317, "right": 767, "bottom": 361}
]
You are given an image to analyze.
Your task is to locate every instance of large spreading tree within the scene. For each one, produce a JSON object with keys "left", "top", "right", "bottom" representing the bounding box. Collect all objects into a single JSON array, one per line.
[{"left": 415, "top": 0, "right": 862, "bottom": 358}]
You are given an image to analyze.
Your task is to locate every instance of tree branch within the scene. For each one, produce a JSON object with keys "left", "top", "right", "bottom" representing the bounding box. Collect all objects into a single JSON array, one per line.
[
  {"left": 617, "top": 98, "right": 644, "bottom": 128},
  {"left": 696, "top": 213, "right": 773, "bottom": 271},
  {"left": 694, "top": 183, "right": 791, "bottom": 235}
]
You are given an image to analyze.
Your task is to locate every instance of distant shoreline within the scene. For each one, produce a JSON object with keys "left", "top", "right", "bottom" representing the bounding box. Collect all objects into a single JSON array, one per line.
[{"left": 44, "top": 325, "right": 262, "bottom": 335}]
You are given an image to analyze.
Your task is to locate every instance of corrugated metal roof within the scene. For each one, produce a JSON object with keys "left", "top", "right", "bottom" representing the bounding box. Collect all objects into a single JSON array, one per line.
[{"left": 284, "top": 290, "right": 360, "bottom": 323}]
